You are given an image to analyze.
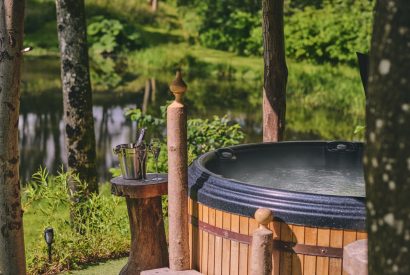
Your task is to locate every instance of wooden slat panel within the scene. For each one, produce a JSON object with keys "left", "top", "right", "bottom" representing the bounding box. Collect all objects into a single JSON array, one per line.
[
  {"left": 271, "top": 221, "right": 281, "bottom": 275},
  {"left": 356, "top": 231, "right": 367, "bottom": 240},
  {"left": 292, "top": 225, "right": 305, "bottom": 275},
  {"left": 202, "top": 206, "right": 209, "bottom": 274},
  {"left": 343, "top": 230, "right": 357, "bottom": 246},
  {"left": 280, "top": 223, "right": 293, "bottom": 275},
  {"left": 303, "top": 227, "right": 317, "bottom": 275},
  {"left": 249, "top": 218, "right": 259, "bottom": 235},
  {"left": 199, "top": 204, "right": 203, "bottom": 272},
  {"left": 316, "top": 228, "right": 330, "bottom": 275},
  {"left": 231, "top": 214, "right": 240, "bottom": 275},
  {"left": 222, "top": 212, "right": 231, "bottom": 275},
  {"left": 208, "top": 208, "right": 216, "bottom": 275},
  {"left": 329, "top": 229, "right": 343, "bottom": 275},
  {"left": 214, "top": 210, "right": 224, "bottom": 275},
  {"left": 239, "top": 216, "right": 249, "bottom": 275}
]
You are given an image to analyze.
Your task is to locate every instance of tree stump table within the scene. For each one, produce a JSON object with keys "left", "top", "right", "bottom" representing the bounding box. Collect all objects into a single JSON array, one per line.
[{"left": 111, "top": 174, "right": 169, "bottom": 275}]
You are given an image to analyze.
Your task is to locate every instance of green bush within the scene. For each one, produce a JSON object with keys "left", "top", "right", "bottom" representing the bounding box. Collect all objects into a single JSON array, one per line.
[
  {"left": 123, "top": 108, "right": 245, "bottom": 166},
  {"left": 285, "top": 0, "right": 374, "bottom": 64},
  {"left": 23, "top": 167, "right": 129, "bottom": 274},
  {"left": 199, "top": 10, "right": 260, "bottom": 56},
  {"left": 187, "top": 116, "right": 245, "bottom": 156},
  {"left": 87, "top": 16, "right": 144, "bottom": 90},
  {"left": 177, "top": 0, "right": 373, "bottom": 64},
  {"left": 87, "top": 16, "right": 144, "bottom": 55}
]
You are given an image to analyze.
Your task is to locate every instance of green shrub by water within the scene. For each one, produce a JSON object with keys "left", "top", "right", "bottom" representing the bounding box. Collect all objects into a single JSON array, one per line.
[{"left": 125, "top": 108, "right": 245, "bottom": 160}]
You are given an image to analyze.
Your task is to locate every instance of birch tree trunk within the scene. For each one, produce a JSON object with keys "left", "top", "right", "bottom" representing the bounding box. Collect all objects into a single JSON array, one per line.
[
  {"left": 56, "top": 0, "right": 98, "bottom": 194},
  {"left": 0, "top": 0, "right": 27, "bottom": 274},
  {"left": 365, "top": 0, "right": 410, "bottom": 274},
  {"left": 262, "top": 0, "right": 288, "bottom": 142}
]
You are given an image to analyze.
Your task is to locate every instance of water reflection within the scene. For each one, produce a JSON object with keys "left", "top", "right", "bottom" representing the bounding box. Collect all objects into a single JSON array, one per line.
[
  {"left": 19, "top": 91, "right": 139, "bottom": 181},
  {"left": 19, "top": 56, "right": 364, "bottom": 182}
]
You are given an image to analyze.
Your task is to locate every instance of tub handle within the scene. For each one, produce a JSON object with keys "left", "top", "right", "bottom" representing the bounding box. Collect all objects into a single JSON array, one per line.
[
  {"left": 216, "top": 148, "right": 237, "bottom": 160},
  {"left": 326, "top": 141, "right": 357, "bottom": 152}
]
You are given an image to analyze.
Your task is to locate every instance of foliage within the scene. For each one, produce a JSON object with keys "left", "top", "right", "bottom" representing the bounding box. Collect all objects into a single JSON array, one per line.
[
  {"left": 285, "top": 0, "right": 374, "bottom": 64},
  {"left": 177, "top": 0, "right": 374, "bottom": 64},
  {"left": 23, "top": 167, "right": 129, "bottom": 274},
  {"left": 125, "top": 108, "right": 165, "bottom": 129},
  {"left": 119, "top": 108, "right": 245, "bottom": 179},
  {"left": 86, "top": 16, "right": 144, "bottom": 89},
  {"left": 187, "top": 116, "right": 245, "bottom": 156},
  {"left": 89, "top": 55, "right": 123, "bottom": 89},
  {"left": 199, "top": 10, "right": 261, "bottom": 56},
  {"left": 87, "top": 16, "right": 144, "bottom": 55}
]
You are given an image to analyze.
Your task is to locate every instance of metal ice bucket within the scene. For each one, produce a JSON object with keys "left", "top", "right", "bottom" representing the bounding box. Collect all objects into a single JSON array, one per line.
[{"left": 113, "top": 143, "right": 147, "bottom": 180}]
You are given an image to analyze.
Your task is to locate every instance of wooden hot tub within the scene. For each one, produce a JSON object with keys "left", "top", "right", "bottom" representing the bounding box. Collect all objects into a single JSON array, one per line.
[{"left": 188, "top": 141, "right": 367, "bottom": 275}]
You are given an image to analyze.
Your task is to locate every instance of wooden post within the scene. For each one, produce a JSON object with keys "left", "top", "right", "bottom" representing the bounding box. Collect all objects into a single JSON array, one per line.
[
  {"left": 251, "top": 208, "right": 273, "bottom": 275},
  {"left": 262, "top": 0, "right": 288, "bottom": 142},
  {"left": 167, "top": 70, "right": 190, "bottom": 270},
  {"left": 343, "top": 239, "right": 368, "bottom": 275}
]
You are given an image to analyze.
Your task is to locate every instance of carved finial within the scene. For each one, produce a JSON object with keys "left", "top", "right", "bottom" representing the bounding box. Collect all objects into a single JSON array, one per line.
[
  {"left": 255, "top": 208, "right": 273, "bottom": 228},
  {"left": 169, "top": 69, "right": 187, "bottom": 103}
]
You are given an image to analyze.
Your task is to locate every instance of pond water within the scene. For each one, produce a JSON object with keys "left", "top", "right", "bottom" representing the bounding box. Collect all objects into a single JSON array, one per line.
[{"left": 20, "top": 56, "right": 363, "bottom": 182}]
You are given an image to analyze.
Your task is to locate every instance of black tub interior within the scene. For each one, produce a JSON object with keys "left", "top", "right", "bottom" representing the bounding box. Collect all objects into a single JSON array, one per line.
[{"left": 204, "top": 142, "right": 365, "bottom": 197}]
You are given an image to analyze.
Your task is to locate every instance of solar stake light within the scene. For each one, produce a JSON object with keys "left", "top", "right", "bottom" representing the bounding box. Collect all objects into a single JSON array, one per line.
[{"left": 44, "top": 227, "right": 54, "bottom": 263}]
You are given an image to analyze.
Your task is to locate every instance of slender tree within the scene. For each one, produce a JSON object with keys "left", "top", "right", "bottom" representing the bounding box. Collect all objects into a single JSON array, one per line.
[
  {"left": 262, "top": 0, "right": 288, "bottom": 142},
  {"left": 0, "top": 0, "right": 27, "bottom": 274},
  {"left": 55, "top": 0, "right": 98, "bottom": 194},
  {"left": 365, "top": 0, "right": 410, "bottom": 274}
]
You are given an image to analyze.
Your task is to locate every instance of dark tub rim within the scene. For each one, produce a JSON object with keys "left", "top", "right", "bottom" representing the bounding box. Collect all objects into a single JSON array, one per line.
[{"left": 188, "top": 141, "right": 366, "bottom": 230}]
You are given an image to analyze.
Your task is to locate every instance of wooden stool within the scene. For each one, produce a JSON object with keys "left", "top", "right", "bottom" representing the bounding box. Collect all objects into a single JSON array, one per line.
[{"left": 111, "top": 174, "right": 169, "bottom": 275}]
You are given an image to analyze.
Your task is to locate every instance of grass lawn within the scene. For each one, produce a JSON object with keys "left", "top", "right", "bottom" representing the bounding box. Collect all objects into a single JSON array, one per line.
[
  {"left": 23, "top": 179, "right": 130, "bottom": 274},
  {"left": 63, "top": 257, "right": 128, "bottom": 275}
]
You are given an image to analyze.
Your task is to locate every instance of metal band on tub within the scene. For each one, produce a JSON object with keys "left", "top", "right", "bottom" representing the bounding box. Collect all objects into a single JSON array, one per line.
[{"left": 190, "top": 215, "right": 343, "bottom": 258}]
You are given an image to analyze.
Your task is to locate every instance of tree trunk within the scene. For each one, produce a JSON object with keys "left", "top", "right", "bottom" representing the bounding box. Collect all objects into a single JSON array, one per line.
[
  {"left": 152, "top": 0, "right": 158, "bottom": 12},
  {"left": 56, "top": 0, "right": 98, "bottom": 194},
  {"left": 262, "top": 0, "right": 288, "bottom": 142},
  {"left": 0, "top": 0, "right": 27, "bottom": 274},
  {"left": 365, "top": 1, "right": 410, "bottom": 274}
]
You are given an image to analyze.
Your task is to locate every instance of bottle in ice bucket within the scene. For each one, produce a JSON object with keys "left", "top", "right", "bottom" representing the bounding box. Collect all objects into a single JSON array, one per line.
[
  {"left": 135, "top": 128, "right": 147, "bottom": 180},
  {"left": 112, "top": 128, "right": 147, "bottom": 180}
]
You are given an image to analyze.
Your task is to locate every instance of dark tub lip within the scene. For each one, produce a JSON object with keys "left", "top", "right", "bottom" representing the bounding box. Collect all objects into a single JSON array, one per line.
[{"left": 188, "top": 141, "right": 367, "bottom": 230}]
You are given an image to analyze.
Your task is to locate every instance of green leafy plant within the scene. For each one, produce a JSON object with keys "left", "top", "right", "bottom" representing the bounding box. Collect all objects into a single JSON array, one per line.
[
  {"left": 187, "top": 116, "right": 245, "bottom": 156},
  {"left": 284, "top": 0, "right": 374, "bottom": 64},
  {"left": 87, "top": 16, "right": 144, "bottom": 55},
  {"left": 117, "top": 107, "right": 245, "bottom": 177},
  {"left": 23, "top": 167, "right": 129, "bottom": 274},
  {"left": 87, "top": 16, "right": 144, "bottom": 90}
]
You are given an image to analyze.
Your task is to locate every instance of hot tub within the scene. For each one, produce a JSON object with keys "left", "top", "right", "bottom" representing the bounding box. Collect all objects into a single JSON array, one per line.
[{"left": 188, "top": 141, "right": 367, "bottom": 275}]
